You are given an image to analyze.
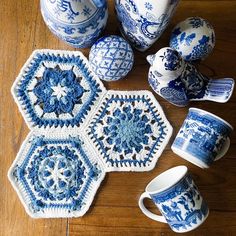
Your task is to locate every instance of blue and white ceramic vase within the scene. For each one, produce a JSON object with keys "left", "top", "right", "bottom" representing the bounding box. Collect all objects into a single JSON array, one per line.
[
  {"left": 115, "top": 0, "right": 180, "bottom": 51},
  {"left": 40, "top": 0, "right": 108, "bottom": 48},
  {"left": 147, "top": 47, "right": 189, "bottom": 107}
]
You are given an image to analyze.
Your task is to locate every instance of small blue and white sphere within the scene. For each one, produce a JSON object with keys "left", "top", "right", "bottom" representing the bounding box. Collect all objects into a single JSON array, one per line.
[
  {"left": 170, "top": 17, "right": 215, "bottom": 61},
  {"left": 89, "top": 35, "right": 134, "bottom": 81}
]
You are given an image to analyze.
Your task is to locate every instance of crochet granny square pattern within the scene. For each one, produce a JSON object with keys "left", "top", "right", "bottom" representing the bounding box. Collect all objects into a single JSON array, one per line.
[
  {"left": 8, "top": 128, "right": 105, "bottom": 218},
  {"left": 85, "top": 90, "right": 173, "bottom": 172},
  {"left": 11, "top": 49, "right": 106, "bottom": 129}
]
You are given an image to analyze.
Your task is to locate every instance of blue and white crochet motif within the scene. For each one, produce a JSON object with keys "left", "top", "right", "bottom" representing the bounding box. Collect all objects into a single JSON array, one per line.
[
  {"left": 9, "top": 50, "right": 173, "bottom": 218},
  {"left": 8, "top": 130, "right": 105, "bottom": 218},
  {"left": 11, "top": 50, "right": 106, "bottom": 129},
  {"left": 86, "top": 91, "right": 173, "bottom": 172}
]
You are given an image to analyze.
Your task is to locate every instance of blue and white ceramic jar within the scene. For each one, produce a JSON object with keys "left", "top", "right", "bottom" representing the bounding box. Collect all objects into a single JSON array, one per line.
[
  {"left": 170, "top": 17, "right": 215, "bottom": 61},
  {"left": 89, "top": 35, "right": 134, "bottom": 81},
  {"left": 115, "top": 0, "right": 180, "bottom": 51},
  {"left": 40, "top": 0, "right": 108, "bottom": 48}
]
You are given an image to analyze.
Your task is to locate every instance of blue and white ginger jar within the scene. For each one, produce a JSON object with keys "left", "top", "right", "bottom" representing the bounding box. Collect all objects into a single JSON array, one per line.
[
  {"left": 115, "top": 0, "right": 180, "bottom": 51},
  {"left": 170, "top": 17, "right": 215, "bottom": 61},
  {"left": 40, "top": 0, "right": 108, "bottom": 48}
]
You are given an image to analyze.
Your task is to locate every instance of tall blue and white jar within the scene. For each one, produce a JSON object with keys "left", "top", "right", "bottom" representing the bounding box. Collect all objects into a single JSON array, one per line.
[
  {"left": 40, "top": 0, "right": 108, "bottom": 48},
  {"left": 115, "top": 0, "right": 180, "bottom": 51}
]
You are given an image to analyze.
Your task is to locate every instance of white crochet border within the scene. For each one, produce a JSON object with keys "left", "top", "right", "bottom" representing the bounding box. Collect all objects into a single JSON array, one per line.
[
  {"left": 8, "top": 128, "right": 106, "bottom": 218},
  {"left": 84, "top": 90, "right": 173, "bottom": 172},
  {"left": 11, "top": 49, "right": 107, "bottom": 130}
]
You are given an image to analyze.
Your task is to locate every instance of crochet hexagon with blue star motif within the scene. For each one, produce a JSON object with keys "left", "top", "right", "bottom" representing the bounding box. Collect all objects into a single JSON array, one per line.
[
  {"left": 8, "top": 129, "right": 105, "bottom": 218},
  {"left": 85, "top": 91, "right": 173, "bottom": 172},
  {"left": 11, "top": 49, "right": 106, "bottom": 129}
]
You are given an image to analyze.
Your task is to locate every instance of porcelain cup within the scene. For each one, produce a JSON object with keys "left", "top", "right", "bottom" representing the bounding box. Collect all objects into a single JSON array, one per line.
[
  {"left": 139, "top": 166, "right": 209, "bottom": 233},
  {"left": 171, "top": 108, "right": 233, "bottom": 168}
]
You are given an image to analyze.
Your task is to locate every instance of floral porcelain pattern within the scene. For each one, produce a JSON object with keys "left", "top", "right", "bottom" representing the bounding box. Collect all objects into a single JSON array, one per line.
[
  {"left": 170, "top": 17, "right": 215, "bottom": 61},
  {"left": 151, "top": 174, "right": 209, "bottom": 232},
  {"left": 147, "top": 47, "right": 235, "bottom": 106},
  {"left": 11, "top": 50, "right": 106, "bottom": 129},
  {"left": 115, "top": 0, "right": 180, "bottom": 51},
  {"left": 172, "top": 109, "right": 233, "bottom": 166},
  {"left": 8, "top": 131, "right": 105, "bottom": 218},
  {"left": 85, "top": 91, "right": 173, "bottom": 172},
  {"left": 89, "top": 36, "right": 134, "bottom": 81},
  {"left": 40, "top": 0, "right": 108, "bottom": 48}
]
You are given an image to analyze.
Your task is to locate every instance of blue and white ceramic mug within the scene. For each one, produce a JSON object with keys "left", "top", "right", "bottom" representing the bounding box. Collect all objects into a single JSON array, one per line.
[
  {"left": 139, "top": 166, "right": 209, "bottom": 233},
  {"left": 172, "top": 108, "right": 233, "bottom": 168}
]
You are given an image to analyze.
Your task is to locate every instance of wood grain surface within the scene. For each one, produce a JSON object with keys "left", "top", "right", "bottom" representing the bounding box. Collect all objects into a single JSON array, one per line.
[{"left": 1, "top": 0, "right": 236, "bottom": 235}]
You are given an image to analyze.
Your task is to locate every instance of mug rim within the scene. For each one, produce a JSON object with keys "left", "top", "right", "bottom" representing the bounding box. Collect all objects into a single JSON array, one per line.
[
  {"left": 189, "top": 108, "right": 234, "bottom": 131},
  {"left": 145, "top": 165, "right": 188, "bottom": 194}
]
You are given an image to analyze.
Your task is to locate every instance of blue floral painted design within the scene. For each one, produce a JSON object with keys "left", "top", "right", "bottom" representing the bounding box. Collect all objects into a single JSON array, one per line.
[
  {"left": 151, "top": 174, "right": 209, "bottom": 232},
  {"left": 115, "top": 0, "right": 180, "bottom": 51},
  {"left": 172, "top": 109, "right": 233, "bottom": 166},
  {"left": 170, "top": 28, "right": 196, "bottom": 53},
  {"left": 41, "top": 0, "right": 108, "bottom": 48},
  {"left": 170, "top": 17, "right": 215, "bottom": 61},
  {"left": 160, "top": 48, "right": 182, "bottom": 71},
  {"left": 145, "top": 2, "right": 153, "bottom": 10},
  {"left": 33, "top": 67, "right": 84, "bottom": 116},
  {"left": 186, "top": 36, "right": 211, "bottom": 61},
  {"left": 189, "top": 17, "right": 204, "bottom": 28},
  {"left": 103, "top": 106, "right": 152, "bottom": 155},
  {"left": 116, "top": 4, "right": 138, "bottom": 33},
  {"left": 180, "top": 63, "right": 207, "bottom": 99}
]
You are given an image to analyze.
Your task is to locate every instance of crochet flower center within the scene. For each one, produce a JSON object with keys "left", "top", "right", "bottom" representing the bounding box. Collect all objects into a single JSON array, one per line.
[
  {"left": 33, "top": 67, "right": 85, "bottom": 116},
  {"left": 51, "top": 84, "right": 68, "bottom": 100},
  {"left": 104, "top": 106, "right": 152, "bottom": 154}
]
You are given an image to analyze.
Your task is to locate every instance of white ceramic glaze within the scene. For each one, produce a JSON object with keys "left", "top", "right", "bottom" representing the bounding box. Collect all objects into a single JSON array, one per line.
[{"left": 115, "top": 0, "right": 180, "bottom": 51}]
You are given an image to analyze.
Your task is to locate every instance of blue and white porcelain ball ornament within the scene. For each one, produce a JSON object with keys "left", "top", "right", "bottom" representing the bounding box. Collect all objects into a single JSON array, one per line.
[
  {"left": 170, "top": 17, "right": 216, "bottom": 61},
  {"left": 89, "top": 35, "right": 134, "bottom": 81}
]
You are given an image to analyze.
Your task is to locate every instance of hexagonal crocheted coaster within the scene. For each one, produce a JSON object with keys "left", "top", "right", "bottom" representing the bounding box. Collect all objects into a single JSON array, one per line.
[
  {"left": 11, "top": 49, "right": 106, "bottom": 129},
  {"left": 8, "top": 128, "right": 105, "bottom": 218},
  {"left": 85, "top": 90, "right": 173, "bottom": 172}
]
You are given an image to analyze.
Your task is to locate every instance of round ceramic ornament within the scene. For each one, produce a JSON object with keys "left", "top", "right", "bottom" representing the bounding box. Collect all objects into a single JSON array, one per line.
[
  {"left": 170, "top": 17, "right": 215, "bottom": 61},
  {"left": 89, "top": 35, "right": 134, "bottom": 81}
]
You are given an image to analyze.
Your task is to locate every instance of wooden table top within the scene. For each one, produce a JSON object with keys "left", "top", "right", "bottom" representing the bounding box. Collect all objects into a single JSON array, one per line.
[{"left": 1, "top": 0, "right": 236, "bottom": 235}]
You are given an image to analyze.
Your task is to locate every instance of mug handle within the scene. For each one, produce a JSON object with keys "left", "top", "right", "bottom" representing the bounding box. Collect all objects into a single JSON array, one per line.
[
  {"left": 138, "top": 192, "right": 167, "bottom": 223},
  {"left": 215, "top": 137, "right": 231, "bottom": 161}
]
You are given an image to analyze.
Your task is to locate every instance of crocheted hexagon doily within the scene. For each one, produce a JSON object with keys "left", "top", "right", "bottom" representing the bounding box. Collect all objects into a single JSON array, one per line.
[
  {"left": 8, "top": 128, "right": 106, "bottom": 218},
  {"left": 85, "top": 90, "right": 173, "bottom": 172},
  {"left": 11, "top": 49, "right": 106, "bottom": 129}
]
